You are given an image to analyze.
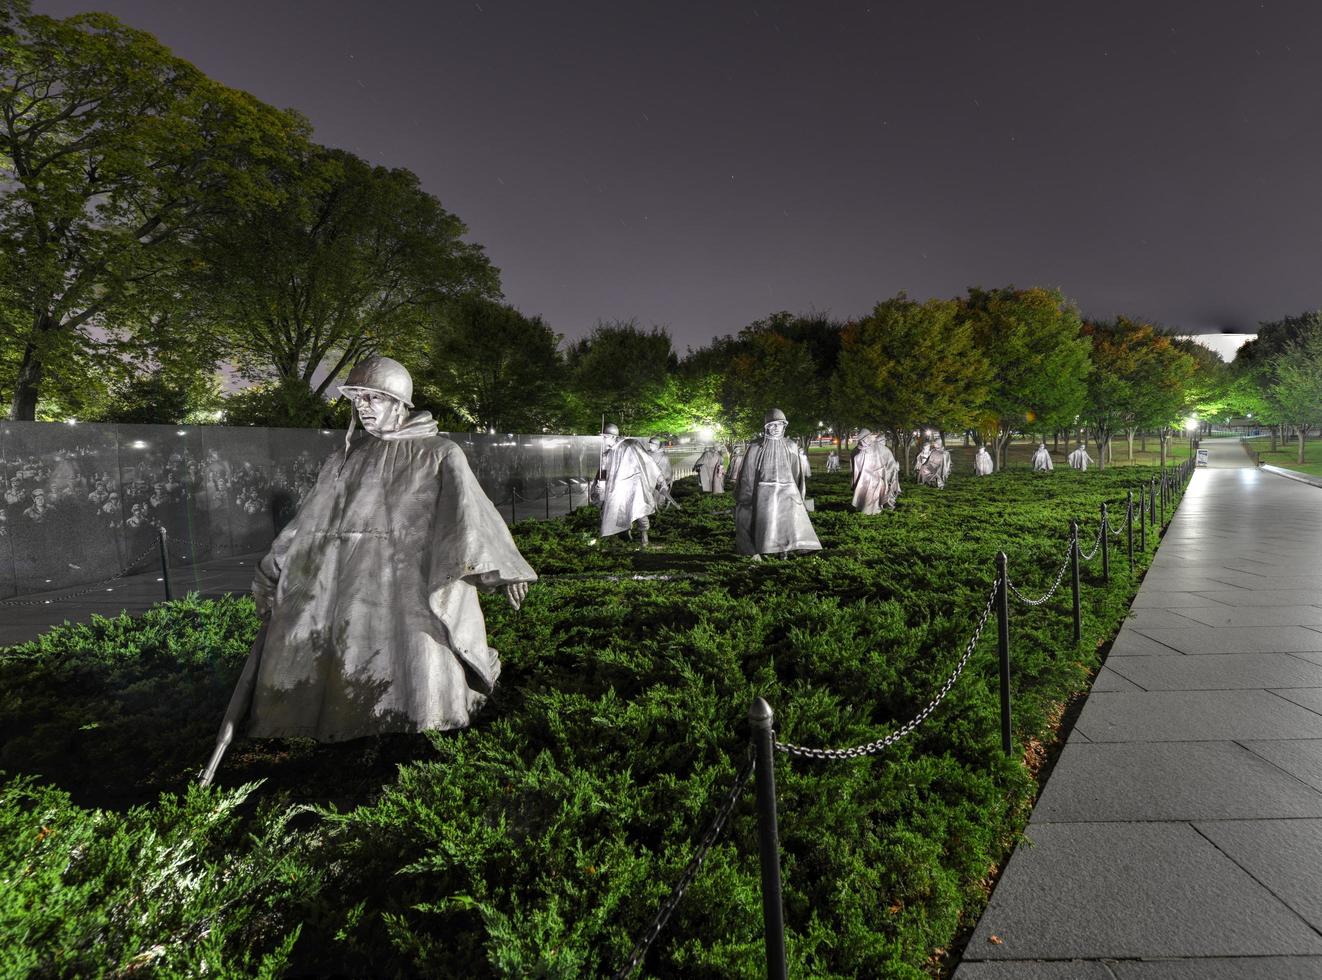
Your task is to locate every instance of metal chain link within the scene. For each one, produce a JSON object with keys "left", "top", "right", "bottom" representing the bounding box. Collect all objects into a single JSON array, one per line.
[
  {"left": 1007, "top": 553, "right": 1071, "bottom": 607},
  {"left": 612, "top": 751, "right": 755, "bottom": 979},
  {"left": 1078, "top": 522, "right": 1104, "bottom": 562},
  {"left": 774, "top": 582, "right": 998, "bottom": 760},
  {"left": 0, "top": 540, "right": 162, "bottom": 607}
]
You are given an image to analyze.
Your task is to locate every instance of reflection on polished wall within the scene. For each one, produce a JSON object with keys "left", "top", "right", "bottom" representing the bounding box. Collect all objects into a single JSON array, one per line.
[{"left": 0, "top": 422, "right": 704, "bottom": 599}]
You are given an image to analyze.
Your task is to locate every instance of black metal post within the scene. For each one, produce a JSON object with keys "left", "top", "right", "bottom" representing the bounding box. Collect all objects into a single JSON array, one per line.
[
  {"left": 510, "top": 485, "right": 517, "bottom": 524},
  {"left": 1149, "top": 477, "right": 1157, "bottom": 524},
  {"left": 1127, "top": 490, "right": 1134, "bottom": 571},
  {"left": 1070, "top": 520, "right": 1081, "bottom": 645},
  {"left": 996, "top": 552, "right": 1012, "bottom": 756},
  {"left": 1140, "top": 484, "right": 1147, "bottom": 552},
  {"left": 545, "top": 477, "right": 551, "bottom": 519},
  {"left": 157, "top": 525, "right": 172, "bottom": 601},
  {"left": 1160, "top": 473, "right": 1166, "bottom": 526},
  {"left": 748, "top": 698, "right": 788, "bottom": 980},
  {"left": 1101, "top": 502, "right": 1110, "bottom": 583}
]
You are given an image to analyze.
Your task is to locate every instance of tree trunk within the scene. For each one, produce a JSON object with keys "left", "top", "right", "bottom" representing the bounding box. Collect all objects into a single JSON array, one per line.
[
  {"left": 1126, "top": 429, "right": 1135, "bottom": 460},
  {"left": 1271, "top": 426, "right": 1278, "bottom": 452},
  {"left": 1159, "top": 428, "right": 1169, "bottom": 467},
  {"left": 1053, "top": 429, "right": 1059, "bottom": 452},
  {"left": 1298, "top": 428, "right": 1307, "bottom": 465},
  {"left": 8, "top": 323, "right": 49, "bottom": 421}
]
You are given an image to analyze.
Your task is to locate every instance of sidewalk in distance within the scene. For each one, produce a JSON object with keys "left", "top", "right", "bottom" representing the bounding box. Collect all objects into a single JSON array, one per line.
[{"left": 956, "top": 438, "right": 1322, "bottom": 979}]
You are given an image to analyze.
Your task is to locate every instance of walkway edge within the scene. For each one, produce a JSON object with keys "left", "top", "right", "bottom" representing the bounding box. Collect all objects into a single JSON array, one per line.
[{"left": 1260, "top": 464, "right": 1322, "bottom": 490}]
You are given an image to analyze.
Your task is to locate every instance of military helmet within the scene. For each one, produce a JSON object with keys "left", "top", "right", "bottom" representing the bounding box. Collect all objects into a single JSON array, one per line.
[
  {"left": 764, "top": 408, "right": 788, "bottom": 424},
  {"left": 856, "top": 428, "right": 873, "bottom": 441},
  {"left": 338, "top": 355, "right": 413, "bottom": 407},
  {"left": 603, "top": 423, "right": 620, "bottom": 436}
]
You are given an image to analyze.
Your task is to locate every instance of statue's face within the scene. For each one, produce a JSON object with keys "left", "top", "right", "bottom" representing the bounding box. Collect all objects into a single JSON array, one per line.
[
  {"left": 349, "top": 390, "right": 407, "bottom": 436},
  {"left": 603, "top": 433, "right": 619, "bottom": 450},
  {"left": 765, "top": 420, "right": 787, "bottom": 438}
]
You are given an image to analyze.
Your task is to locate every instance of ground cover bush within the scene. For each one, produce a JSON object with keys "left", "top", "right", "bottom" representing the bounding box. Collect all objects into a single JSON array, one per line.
[{"left": 0, "top": 465, "right": 1181, "bottom": 978}]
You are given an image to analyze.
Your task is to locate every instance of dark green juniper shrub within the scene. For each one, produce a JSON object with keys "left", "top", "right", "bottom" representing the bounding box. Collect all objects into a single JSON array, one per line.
[{"left": 0, "top": 466, "right": 1176, "bottom": 978}]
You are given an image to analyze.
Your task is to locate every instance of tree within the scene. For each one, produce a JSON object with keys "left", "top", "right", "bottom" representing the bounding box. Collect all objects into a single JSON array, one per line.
[
  {"left": 1267, "top": 332, "right": 1322, "bottom": 464},
  {"left": 1081, "top": 318, "right": 1195, "bottom": 469},
  {"left": 959, "top": 287, "right": 1091, "bottom": 469},
  {"left": 91, "top": 370, "right": 224, "bottom": 424},
  {"left": 1, "top": 0, "right": 306, "bottom": 419},
  {"left": 830, "top": 294, "right": 991, "bottom": 471},
  {"left": 415, "top": 297, "right": 564, "bottom": 433},
  {"left": 563, "top": 320, "right": 675, "bottom": 432},
  {"left": 221, "top": 378, "right": 349, "bottom": 429},
  {"left": 1238, "top": 312, "right": 1322, "bottom": 450},
  {"left": 722, "top": 324, "right": 821, "bottom": 442},
  {"left": 193, "top": 145, "right": 498, "bottom": 400}
]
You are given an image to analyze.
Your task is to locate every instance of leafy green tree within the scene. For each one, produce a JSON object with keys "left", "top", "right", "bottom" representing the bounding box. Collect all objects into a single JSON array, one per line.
[
  {"left": 723, "top": 324, "right": 821, "bottom": 442},
  {"left": 1237, "top": 312, "right": 1322, "bottom": 450},
  {"left": 91, "top": 371, "right": 224, "bottom": 425},
  {"left": 192, "top": 146, "right": 497, "bottom": 401},
  {"left": 221, "top": 378, "right": 349, "bottom": 429},
  {"left": 831, "top": 294, "right": 991, "bottom": 470},
  {"left": 415, "top": 297, "right": 564, "bottom": 433},
  {"left": 1267, "top": 332, "right": 1322, "bottom": 464},
  {"left": 959, "top": 287, "right": 1091, "bottom": 469},
  {"left": 1, "top": 0, "right": 306, "bottom": 419},
  {"left": 563, "top": 320, "right": 675, "bottom": 432}
]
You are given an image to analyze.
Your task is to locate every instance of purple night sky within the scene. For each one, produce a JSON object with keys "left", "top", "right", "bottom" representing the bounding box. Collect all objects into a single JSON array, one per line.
[{"left": 36, "top": 0, "right": 1322, "bottom": 353}]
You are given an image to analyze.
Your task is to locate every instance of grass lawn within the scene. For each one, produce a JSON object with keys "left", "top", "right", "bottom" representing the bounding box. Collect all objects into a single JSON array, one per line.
[
  {"left": 1, "top": 464, "right": 1185, "bottom": 978},
  {"left": 1241, "top": 435, "right": 1322, "bottom": 480}
]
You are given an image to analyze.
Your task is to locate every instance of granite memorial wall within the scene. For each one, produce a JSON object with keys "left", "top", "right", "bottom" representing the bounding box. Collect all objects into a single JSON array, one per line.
[{"left": 0, "top": 422, "right": 702, "bottom": 599}]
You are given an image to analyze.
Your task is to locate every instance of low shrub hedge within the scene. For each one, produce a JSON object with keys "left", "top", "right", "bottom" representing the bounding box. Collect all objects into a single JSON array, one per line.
[{"left": 0, "top": 465, "right": 1179, "bottom": 978}]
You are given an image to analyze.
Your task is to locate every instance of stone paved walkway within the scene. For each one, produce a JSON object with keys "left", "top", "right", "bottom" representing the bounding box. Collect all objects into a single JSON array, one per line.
[{"left": 956, "top": 437, "right": 1322, "bottom": 979}]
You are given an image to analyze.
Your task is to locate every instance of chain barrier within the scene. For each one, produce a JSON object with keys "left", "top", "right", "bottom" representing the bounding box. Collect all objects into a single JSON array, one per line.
[
  {"left": 1078, "top": 521, "right": 1105, "bottom": 562},
  {"left": 773, "top": 581, "right": 998, "bottom": 760},
  {"left": 0, "top": 540, "right": 162, "bottom": 608},
  {"left": 611, "top": 751, "right": 755, "bottom": 979},
  {"left": 1006, "top": 553, "right": 1070, "bottom": 607}
]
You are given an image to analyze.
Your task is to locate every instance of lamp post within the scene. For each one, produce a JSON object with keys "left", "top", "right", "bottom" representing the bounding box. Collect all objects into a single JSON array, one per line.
[{"left": 1185, "top": 415, "right": 1198, "bottom": 464}]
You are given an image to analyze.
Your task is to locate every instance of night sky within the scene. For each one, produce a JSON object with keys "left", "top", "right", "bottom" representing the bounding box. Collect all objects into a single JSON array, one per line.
[{"left": 36, "top": 0, "right": 1322, "bottom": 352}]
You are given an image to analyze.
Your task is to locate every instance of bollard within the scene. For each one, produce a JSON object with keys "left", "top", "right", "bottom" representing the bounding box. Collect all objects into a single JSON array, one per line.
[
  {"left": 545, "top": 477, "right": 551, "bottom": 519},
  {"left": 510, "top": 485, "right": 517, "bottom": 524},
  {"left": 1140, "top": 485, "right": 1147, "bottom": 552},
  {"left": 157, "top": 526, "right": 172, "bottom": 601},
  {"left": 1127, "top": 490, "right": 1134, "bottom": 571},
  {"left": 1070, "top": 520, "right": 1081, "bottom": 645},
  {"left": 1160, "top": 474, "right": 1166, "bottom": 527},
  {"left": 1149, "top": 477, "right": 1157, "bottom": 524},
  {"left": 1101, "top": 502, "right": 1110, "bottom": 583},
  {"left": 748, "top": 699, "right": 788, "bottom": 980},
  {"left": 996, "top": 553, "right": 1012, "bottom": 756}
]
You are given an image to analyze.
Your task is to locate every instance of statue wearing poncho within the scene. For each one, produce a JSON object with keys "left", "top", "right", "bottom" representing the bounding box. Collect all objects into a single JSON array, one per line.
[
  {"left": 735, "top": 409, "right": 822, "bottom": 556},
  {"left": 241, "top": 357, "right": 536, "bottom": 743},
  {"left": 915, "top": 438, "right": 953, "bottom": 488},
  {"left": 593, "top": 426, "right": 661, "bottom": 541},
  {"left": 974, "top": 446, "right": 994, "bottom": 476},
  {"left": 1068, "top": 444, "right": 1094, "bottom": 471},
  {"left": 851, "top": 429, "right": 900, "bottom": 514},
  {"left": 693, "top": 446, "right": 725, "bottom": 492},
  {"left": 1032, "top": 443, "right": 1054, "bottom": 472}
]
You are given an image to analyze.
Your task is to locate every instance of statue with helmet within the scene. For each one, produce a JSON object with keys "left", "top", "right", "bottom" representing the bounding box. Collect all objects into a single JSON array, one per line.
[
  {"left": 590, "top": 422, "right": 662, "bottom": 547},
  {"left": 693, "top": 445, "right": 725, "bottom": 492},
  {"left": 200, "top": 355, "right": 537, "bottom": 785},
  {"left": 851, "top": 428, "right": 901, "bottom": 514},
  {"left": 733, "top": 408, "right": 821, "bottom": 558}
]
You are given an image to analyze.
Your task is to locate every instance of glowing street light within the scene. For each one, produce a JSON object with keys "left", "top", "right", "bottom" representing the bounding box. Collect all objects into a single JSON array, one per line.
[{"left": 697, "top": 425, "right": 715, "bottom": 442}]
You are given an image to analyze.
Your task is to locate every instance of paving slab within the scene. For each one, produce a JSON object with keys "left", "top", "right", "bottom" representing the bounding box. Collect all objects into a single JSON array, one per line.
[
  {"left": 1103, "top": 654, "right": 1322, "bottom": 691},
  {"left": 1089, "top": 666, "right": 1146, "bottom": 692},
  {"left": 1105, "top": 627, "right": 1184, "bottom": 657},
  {"left": 1194, "top": 590, "right": 1322, "bottom": 607},
  {"left": 1074, "top": 690, "right": 1322, "bottom": 742},
  {"left": 1030, "top": 742, "right": 1322, "bottom": 822},
  {"left": 954, "top": 961, "right": 1118, "bottom": 979},
  {"left": 1131, "top": 625, "right": 1322, "bottom": 655},
  {"left": 1111, "top": 957, "right": 1322, "bottom": 979},
  {"left": 962, "top": 822, "right": 1322, "bottom": 960},
  {"left": 1121, "top": 608, "right": 1205, "bottom": 630},
  {"left": 1129, "top": 590, "right": 1230, "bottom": 609},
  {"left": 1269, "top": 687, "right": 1322, "bottom": 716},
  {"left": 1171, "top": 605, "right": 1322, "bottom": 629},
  {"left": 1195, "top": 819, "right": 1322, "bottom": 932},
  {"left": 1286, "top": 649, "right": 1322, "bottom": 667},
  {"left": 1240, "top": 740, "right": 1322, "bottom": 793}
]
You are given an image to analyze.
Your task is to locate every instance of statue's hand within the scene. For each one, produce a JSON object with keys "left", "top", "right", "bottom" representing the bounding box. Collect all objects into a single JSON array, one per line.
[{"left": 504, "top": 581, "right": 530, "bottom": 611}]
